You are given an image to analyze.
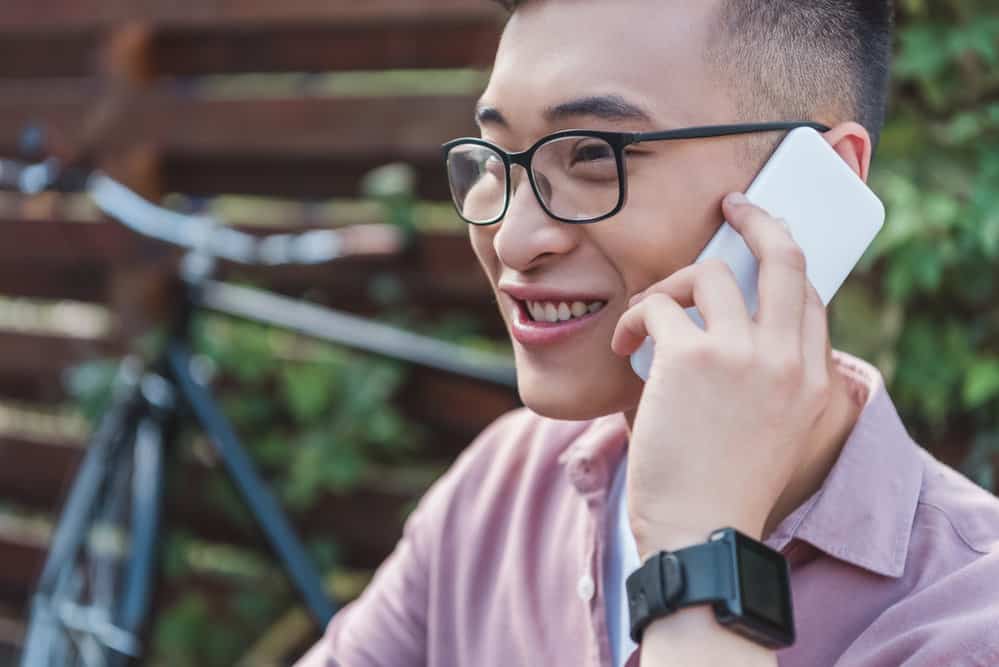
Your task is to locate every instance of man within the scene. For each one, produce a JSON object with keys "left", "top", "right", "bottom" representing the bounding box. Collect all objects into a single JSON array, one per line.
[{"left": 299, "top": 1, "right": 999, "bottom": 665}]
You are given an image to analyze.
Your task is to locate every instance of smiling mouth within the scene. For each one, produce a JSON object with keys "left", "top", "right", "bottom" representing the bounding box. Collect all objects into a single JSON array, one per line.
[{"left": 521, "top": 299, "right": 606, "bottom": 323}]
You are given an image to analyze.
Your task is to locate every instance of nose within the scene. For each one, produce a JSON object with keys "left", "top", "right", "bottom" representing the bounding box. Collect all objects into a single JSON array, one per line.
[{"left": 492, "top": 164, "right": 578, "bottom": 272}]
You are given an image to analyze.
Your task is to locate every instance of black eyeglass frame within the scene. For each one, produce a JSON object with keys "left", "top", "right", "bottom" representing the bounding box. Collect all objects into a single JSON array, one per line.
[{"left": 441, "top": 121, "right": 831, "bottom": 225}]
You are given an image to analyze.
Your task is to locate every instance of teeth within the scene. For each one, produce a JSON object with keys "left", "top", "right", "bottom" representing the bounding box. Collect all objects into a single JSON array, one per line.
[
  {"left": 530, "top": 302, "right": 545, "bottom": 321},
  {"left": 544, "top": 303, "right": 558, "bottom": 323},
  {"left": 525, "top": 300, "right": 606, "bottom": 322}
]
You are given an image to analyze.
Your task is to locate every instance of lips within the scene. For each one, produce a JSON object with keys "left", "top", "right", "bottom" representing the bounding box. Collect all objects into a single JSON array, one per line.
[{"left": 499, "top": 284, "right": 611, "bottom": 346}]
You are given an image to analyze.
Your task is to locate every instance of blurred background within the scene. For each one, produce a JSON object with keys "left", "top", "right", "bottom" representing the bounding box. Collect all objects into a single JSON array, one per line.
[{"left": 0, "top": 0, "right": 996, "bottom": 664}]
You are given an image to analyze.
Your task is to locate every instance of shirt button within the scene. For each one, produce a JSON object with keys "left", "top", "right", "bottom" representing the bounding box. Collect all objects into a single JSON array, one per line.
[{"left": 577, "top": 574, "right": 595, "bottom": 602}]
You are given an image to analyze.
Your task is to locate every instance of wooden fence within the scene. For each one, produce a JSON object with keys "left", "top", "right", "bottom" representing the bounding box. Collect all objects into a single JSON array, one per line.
[{"left": 0, "top": 2, "right": 514, "bottom": 661}]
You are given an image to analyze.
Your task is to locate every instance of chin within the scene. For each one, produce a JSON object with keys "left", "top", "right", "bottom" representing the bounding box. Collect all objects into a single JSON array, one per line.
[{"left": 515, "top": 357, "right": 643, "bottom": 421}]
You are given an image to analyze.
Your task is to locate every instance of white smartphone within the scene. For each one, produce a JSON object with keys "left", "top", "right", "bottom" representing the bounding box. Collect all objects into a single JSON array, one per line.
[{"left": 630, "top": 126, "right": 885, "bottom": 381}]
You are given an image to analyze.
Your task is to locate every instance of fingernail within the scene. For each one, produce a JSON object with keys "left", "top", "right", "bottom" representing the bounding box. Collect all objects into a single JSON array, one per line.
[{"left": 725, "top": 192, "right": 749, "bottom": 206}]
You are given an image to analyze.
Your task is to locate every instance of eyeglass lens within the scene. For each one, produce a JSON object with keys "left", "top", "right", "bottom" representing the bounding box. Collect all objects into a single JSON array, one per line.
[{"left": 446, "top": 136, "right": 621, "bottom": 224}]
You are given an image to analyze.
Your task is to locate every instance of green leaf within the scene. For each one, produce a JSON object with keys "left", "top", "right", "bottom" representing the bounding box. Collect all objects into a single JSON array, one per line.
[
  {"left": 964, "top": 358, "right": 999, "bottom": 408},
  {"left": 280, "top": 364, "right": 332, "bottom": 423}
]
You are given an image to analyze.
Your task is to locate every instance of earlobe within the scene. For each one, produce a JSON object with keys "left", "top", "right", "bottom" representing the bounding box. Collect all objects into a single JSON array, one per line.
[{"left": 823, "top": 122, "right": 872, "bottom": 183}]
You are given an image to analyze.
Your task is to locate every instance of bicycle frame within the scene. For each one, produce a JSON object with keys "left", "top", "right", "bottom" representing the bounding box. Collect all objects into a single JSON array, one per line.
[
  {"left": 21, "top": 361, "right": 170, "bottom": 666},
  {"left": 165, "top": 338, "right": 338, "bottom": 625},
  {"left": 6, "top": 155, "right": 519, "bottom": 665}
]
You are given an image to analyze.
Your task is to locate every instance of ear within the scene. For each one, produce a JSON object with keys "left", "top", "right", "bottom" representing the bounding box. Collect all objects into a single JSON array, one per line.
[{"left": 822, "top": 122, "right": 873, "bottom": 183}]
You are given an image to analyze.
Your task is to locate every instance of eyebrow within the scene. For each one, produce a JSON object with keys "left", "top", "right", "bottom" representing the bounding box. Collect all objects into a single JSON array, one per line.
[{"left": 475, "top": 94, "right": 654, "bottom": 128}]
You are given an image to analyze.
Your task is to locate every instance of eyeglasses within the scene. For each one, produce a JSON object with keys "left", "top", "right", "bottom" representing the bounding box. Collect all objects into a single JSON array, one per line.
[{"left": 442, "top": 121, "right": 830, "bottom": 225}]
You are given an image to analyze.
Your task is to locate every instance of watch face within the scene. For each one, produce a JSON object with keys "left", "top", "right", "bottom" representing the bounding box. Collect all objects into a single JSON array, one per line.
[{"left": 734, "top": 531, "right": 795, "bottom": 644}]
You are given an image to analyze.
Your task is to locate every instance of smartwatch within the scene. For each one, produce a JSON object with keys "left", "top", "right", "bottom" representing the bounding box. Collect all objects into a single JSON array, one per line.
[{"left": 625, "top": 527, "right": 795, "bottom": 649}]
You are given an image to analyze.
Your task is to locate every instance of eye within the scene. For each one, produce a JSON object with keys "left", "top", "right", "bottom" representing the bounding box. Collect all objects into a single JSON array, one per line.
[{"left": 570, "top": 141, "right": 614, "bottom": 165}]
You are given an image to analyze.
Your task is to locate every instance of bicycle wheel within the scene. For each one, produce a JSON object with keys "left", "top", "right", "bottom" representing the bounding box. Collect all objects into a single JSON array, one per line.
[{"left": 20, "top": 373, "right": 170, "bottom": 667}]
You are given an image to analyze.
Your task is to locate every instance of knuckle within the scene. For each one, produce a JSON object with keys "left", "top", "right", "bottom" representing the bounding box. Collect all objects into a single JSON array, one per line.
[
  {"left": 744, "top": 207, "right": 771, "bottom": 225},
  {"left": 701, "top": 258, "right": 729, "bottom": 275},
  {"left": 772, "top": 241, "right": 807, "bottom": 272},
  {"left": 643, "top": 292, "right": 673, "bottom": 309},
  {"left": 719, "top": 341, "right": 754, "bottom": 370},
  {"left": 807, "top": 301, "right": 829, "bottom": 332},
  {"left": 806, "top": 371, "right": 833, "bottom": 406},
  {"left": 804, "top": 281, "right": 823, "bottom": 306},
  {"left": 678, "top": 339, "right": 717, "bottom": 368},
  {"left": 703, "top": 258, "right": 737, "bottom": 282},
  {"left": 766, "top": 351, "right": 804, "bottom": 387}
]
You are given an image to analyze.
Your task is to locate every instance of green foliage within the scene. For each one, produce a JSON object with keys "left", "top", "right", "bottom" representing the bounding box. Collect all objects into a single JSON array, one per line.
[
  {"left": 194, "top": 314, "right": 422, "bottom": 506},
  {"left": 830, "top": 0, "right": 999, "bottom": 486}
]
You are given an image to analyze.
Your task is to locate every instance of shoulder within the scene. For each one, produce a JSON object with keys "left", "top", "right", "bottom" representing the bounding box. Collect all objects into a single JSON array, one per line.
[
  {"left": 913, "top": 448, "right": 999, "bottom": 555},
  {"left": 843, "top": 453, "right": 999, "bottom": 666},
  {"left": 903, "top": 451, "right": 999, "bottom": 619},
  {"left": 900, "top": 451, "right": 999, "bottom": 630}
]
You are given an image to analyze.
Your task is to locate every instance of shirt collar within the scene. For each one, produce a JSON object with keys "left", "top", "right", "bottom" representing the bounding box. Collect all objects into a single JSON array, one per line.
[
  {"left": 557, "top": 350, "right": 924, "bottom": 579},
  {"left": 557, "top": 412, "right": 629, "bottom": 496},
  {"left": 764, "top": 351, "right": 924, "bottom": 578}
]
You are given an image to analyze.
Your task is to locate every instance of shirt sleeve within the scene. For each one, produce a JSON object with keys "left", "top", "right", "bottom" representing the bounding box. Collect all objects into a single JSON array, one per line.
[
  {"left": 833, "top": 550, "right": 999, "bottom": 667},
  {"left": 293, "top": 410, "right": 524, "bottom": 667},
  {"left": 292, "top": 468, "right": 456, "bottom": 667}
]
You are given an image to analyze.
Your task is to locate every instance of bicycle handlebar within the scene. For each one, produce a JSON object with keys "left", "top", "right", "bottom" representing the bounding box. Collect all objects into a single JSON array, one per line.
[{"left": 0, "top": 157, "right": 405, "bottom": 266}]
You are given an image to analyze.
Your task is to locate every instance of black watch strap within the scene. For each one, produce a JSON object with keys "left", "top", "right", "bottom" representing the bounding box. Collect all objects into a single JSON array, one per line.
[
  {"left": 674, "top": 541, "right": 735, "bottom": 607},
  {"left": 626, "top": 539, "right": 734, "bottom": 643}
]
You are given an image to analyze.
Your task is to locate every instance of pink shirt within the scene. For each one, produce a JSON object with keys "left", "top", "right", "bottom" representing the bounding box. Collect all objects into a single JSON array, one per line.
[{"left": 298, "top": 352, "right": 999, "bottom": 666}]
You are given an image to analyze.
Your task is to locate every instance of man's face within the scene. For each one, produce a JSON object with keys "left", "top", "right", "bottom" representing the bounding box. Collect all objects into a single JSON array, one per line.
[{"left": 471, "top": 0, "right": 759, "bottom": 419}]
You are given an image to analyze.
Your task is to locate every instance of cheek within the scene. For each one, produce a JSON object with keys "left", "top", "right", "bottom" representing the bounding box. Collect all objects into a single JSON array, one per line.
[
  {"left": 610, "top": 153, "right": 742, "bottom": 289},
  {"left": 468, "top": 226, "right": 499, "bottom": 280},
  {"left": 594, "top": 190, "right": 715, "bottom": 296}
]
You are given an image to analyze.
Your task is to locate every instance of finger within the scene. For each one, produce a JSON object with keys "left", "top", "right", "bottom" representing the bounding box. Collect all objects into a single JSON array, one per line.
[
  {"left": 612, "top": 292, "right": 702, "bottom": 357},
  {"left": 628, "top": 260, "right": 751, "bottom": 336},
  {"left": 800, "top": 280, "right": 831, "bottom": 391},
  {"left": 723, "top": 193, "right": 806, "bottom": 341}
]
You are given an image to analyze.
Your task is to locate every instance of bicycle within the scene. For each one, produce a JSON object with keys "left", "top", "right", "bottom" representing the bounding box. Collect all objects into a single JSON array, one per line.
[{"left": 0, "top": 155, "right": 517, "bottom": 666}]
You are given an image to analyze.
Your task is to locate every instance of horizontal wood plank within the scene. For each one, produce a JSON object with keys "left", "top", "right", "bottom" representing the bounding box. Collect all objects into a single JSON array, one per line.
[
  {"left": 0, "top": 1, "right": 503, "bottom": 31},
  {"left": 0, "top": 31, "right": 100, "bottom": 79},
  {"left": 0, "top": 1, "right": 503, "bottom": 78},
  {"left": 0, "top": 331, "right": 121, "bottom": 376},
  {"left": 154, "top": 18, "right": 500, "bottom": 76},
  {"left": 0, "top": 436, "right": 81, "bottom": 509},
  {"left": 0, "top": 533, "right": 44, "bottom": 609},
  {"left": 0, "top": 263, "right": 109, "bottom": 303},
  {"left": 0, "top": 219, "right": 140, "bottom": 264},
  {"left": 0, "top": 86, "right": 478, "bottom": 198},
  {"left": 0, "top": 216, "right": 498, "bottom": 323}
]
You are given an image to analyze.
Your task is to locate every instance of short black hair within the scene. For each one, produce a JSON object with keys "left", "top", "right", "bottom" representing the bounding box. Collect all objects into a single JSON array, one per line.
[{"left": 490, "top": 0, "right": 894, "bottom": 158}]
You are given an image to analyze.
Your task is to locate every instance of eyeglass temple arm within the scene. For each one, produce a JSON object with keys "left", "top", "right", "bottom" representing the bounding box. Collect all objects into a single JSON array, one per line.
[{"left": 630, "top": 121, "right": 831, "bottom": 145}]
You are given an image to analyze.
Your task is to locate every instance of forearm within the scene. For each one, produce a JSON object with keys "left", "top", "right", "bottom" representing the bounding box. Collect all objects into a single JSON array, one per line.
[{"left": 640, "top": 605, "right": 777, "bottom": 667}]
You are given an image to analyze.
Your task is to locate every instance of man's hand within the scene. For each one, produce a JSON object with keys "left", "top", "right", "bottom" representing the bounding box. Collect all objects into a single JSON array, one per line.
[{"left": 611, "top": 191, "right": 832, "bottom": 558}]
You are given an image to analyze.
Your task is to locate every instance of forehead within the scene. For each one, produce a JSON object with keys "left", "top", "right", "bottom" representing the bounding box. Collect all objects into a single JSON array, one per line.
[{"left": 480, "top": 0, "right": 732, "bottom": 135}]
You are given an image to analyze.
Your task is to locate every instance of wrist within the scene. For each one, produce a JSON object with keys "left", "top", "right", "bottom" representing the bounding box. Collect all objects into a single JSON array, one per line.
[
  {"left": 627, "top": 527, "right": 796, "bottom": 654},
  {"left": 633, "top": 515, "right": 765, "bottom": 561}
]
